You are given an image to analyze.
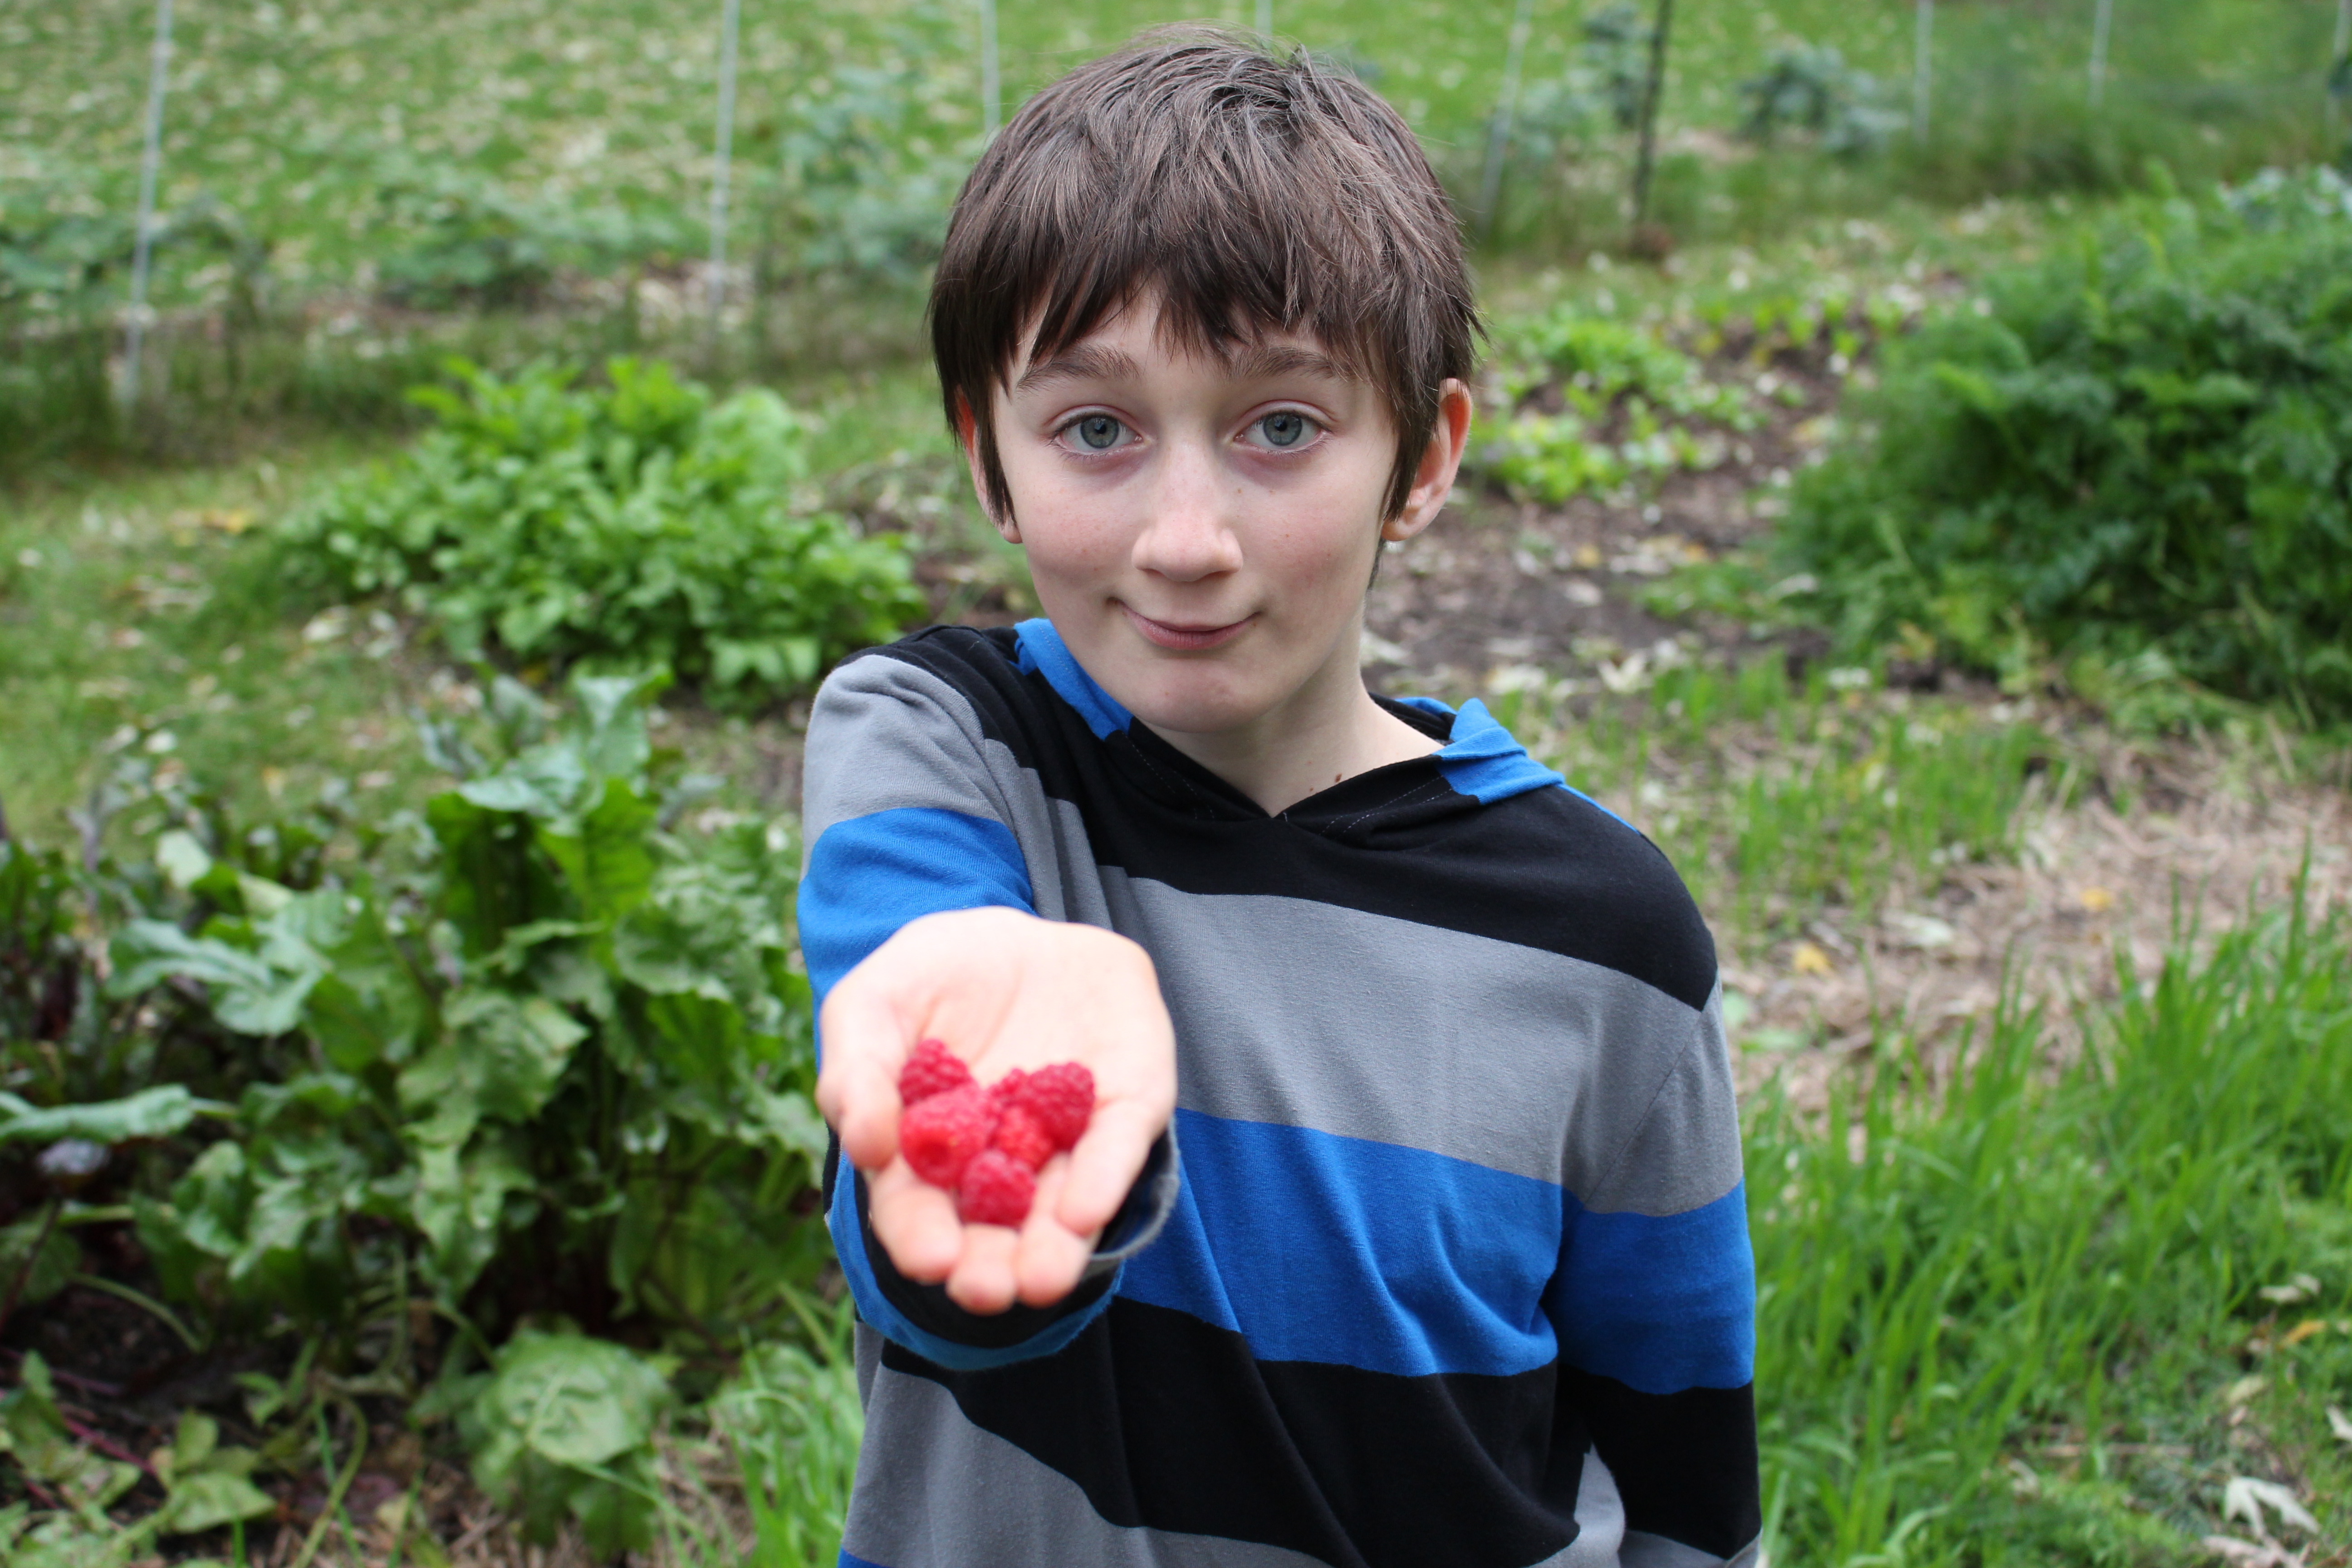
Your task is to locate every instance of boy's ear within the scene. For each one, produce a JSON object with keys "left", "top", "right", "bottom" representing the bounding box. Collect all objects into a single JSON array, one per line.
[
  {"left": 1381, "top": 378, "right": 1474, "bottom": 544},
  {"left": 955, "top": 392, "right": 1022, "bottom": 544}
]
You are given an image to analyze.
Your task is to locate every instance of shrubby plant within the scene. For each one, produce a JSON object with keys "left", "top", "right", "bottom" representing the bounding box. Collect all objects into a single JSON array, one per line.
[
  {"left": 2, "top": 674, "right": 832, "bottom": 1552},
  {"left": 370, "top": 154, "right": 674, "bottom": 310},
  {"left": 280, "top": 357, "right": 924, "bottom": 701},
  {"left": 1779, "top": 170, "right": 2352, "bottom": 723}
]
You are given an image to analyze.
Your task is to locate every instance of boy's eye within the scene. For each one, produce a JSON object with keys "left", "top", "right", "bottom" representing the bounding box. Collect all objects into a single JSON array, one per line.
[
  {"left": 1251, "top": 411, "right": 1315, "bottom": 449},
  {"left": 1067, "top": 414, "right": 1127, "bottom": 451}
]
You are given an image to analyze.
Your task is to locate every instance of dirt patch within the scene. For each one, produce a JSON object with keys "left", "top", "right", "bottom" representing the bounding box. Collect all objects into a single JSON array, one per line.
[{"left": 1726, "top": 739, "right": 2352, "bottom": 1107}]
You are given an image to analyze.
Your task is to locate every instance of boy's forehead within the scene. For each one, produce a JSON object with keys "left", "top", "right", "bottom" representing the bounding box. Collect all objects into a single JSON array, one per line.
[{"left": 1009, "top": 297, "right": 1361, "bottom": 393}]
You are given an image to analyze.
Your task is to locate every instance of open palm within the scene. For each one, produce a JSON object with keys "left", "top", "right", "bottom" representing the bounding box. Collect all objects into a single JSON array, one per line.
[{"left": 815, "top": 906, "right": 1178, "bottom": 1315}]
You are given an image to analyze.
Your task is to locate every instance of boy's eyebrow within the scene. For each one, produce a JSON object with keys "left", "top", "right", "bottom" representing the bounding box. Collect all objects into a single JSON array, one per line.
[
  {"left": 1014, "top": 344, "right": 1144, "bottom": 394},
  {"left": 1224, "top": 343, "right": 1358, "bottom": 385}
]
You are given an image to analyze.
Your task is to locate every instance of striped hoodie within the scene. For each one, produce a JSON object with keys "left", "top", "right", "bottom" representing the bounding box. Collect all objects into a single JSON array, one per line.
[{"left": 799, "top": 621, "right": 1759, "bottom": 1568}]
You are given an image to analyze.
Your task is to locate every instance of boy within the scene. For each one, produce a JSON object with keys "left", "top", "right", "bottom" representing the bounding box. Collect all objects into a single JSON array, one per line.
[{"left": 804, "top": 31, "right": 1758, "bottom": 1568}]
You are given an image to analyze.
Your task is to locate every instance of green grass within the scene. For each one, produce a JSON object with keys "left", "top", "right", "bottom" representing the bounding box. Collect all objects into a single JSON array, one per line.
[
  {"left": 1496, "top": 657, "right": 2075, "bottom": 949},
  {"left": 1749, "top": 892, "right": 2352, "bottom": 1563},
  {"left": 4, "top": 0, "right": 2336, "bottom": 314}
]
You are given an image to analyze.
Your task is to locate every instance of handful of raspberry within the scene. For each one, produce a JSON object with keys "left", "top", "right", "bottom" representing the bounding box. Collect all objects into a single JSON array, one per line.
[{"left": 897, "top": 1040, "right": 1097, "bottom": 1227}]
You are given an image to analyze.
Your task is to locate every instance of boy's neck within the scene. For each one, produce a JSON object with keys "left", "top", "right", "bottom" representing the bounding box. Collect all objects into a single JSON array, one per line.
[{"left": 1136, "top": 622, "right": 1439, "bottom": 816}]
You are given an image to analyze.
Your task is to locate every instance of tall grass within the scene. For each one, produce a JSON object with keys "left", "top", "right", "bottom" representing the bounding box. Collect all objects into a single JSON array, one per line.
[{"left": 1751, "top": 889, "right": 2352, "bottom": 1562}]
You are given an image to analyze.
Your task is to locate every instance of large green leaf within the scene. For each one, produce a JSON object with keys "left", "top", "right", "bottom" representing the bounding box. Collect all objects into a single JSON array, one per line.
[
  {"left": 0, "top": 1216, "right": 80, "bottom": 1307},
  {"left": 0, "top": 1353, "right": 140, "bottom": 1515},
  {"left": 105, "top": 920, "right": 321, "bottom": 1036},
  {"left": 469, "top": 1330, "right": 669, "bottom": 1471},
  {"left": 537, "top": 778, "right": 658, "bottom": 927},
  {"left": 399, "top": 989, "right": 588, "bottom": 1139},
  {"left": 410, "top": 1135, "right": 536, "bottom": 1300},
  {"left": 0, "top": 1085, "right": 223, "bottom": 1147}
]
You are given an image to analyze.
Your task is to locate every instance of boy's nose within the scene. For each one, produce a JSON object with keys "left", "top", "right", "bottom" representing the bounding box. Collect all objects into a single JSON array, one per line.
[{"left": 1130, "top": 438, "right": 1245, "bottom": 584}]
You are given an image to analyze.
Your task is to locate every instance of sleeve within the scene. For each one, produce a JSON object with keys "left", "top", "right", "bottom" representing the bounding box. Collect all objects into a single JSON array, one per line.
[
  {"left": 797, "top": 648, "right": 1175, "bottom": 1369},
  {"left": 1544, "top": 983, "right": 1761, "bottom": 1566}
]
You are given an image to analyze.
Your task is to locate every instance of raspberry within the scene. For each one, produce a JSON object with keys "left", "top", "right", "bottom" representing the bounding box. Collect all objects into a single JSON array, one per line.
[
  {"left": 900, "top": 1084, "right": 996, "bottom": 1189},
  {"left": 992, "top": 1105, "right": 1056, "bottom": 1171},
  {"left": 899, "top": 1038, "right": 974, "bottom": 1107},
  {"left": 985, "top": 1067, "right": 1028, "bottom": 1117},
  {"left": 1016, "top": 1063, "right": 1096, "bottom": 1152},
  {"left": 956, "top": 1148, "right": 1036, "bottom": 1227}
]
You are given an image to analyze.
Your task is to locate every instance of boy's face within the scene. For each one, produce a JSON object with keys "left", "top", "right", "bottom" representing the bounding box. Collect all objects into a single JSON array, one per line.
[{"left": 968, "top": 294, "right": 1470, "bottom": 741}]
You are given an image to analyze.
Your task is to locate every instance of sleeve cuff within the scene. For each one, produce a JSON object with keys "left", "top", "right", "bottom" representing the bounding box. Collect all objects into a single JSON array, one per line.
[{"left": 822, "top": 1122, "right": 1180, "bottom": 1369}]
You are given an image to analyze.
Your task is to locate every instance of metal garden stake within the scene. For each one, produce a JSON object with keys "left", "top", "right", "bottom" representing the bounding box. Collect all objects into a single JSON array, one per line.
[
  {"left": 123, "top": 0, "right": 175, "bottom": 409},
  {"left": 1913, "top": 0, "right": 1933, "bottom": 142},
  {"left": 1478, "top": 0, "right": 1537, "bottom": 241},
  {"left": 2088, "top": 0, "right": 2114, "bottom": 106},
  {"left": 707, "top": 0, "right": 742, "bottom": 339},
  {"left": 980, "top": 0, "right": 1001, "bottom": 138}
]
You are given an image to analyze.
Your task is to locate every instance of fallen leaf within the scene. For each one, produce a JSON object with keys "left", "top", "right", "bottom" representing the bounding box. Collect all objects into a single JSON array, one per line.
[
  {"left": 2202, "top": 1535, "right": 2301, "bottom": 1568},
  {"left": 2280, "top": 1318, "right": 2326, "bottom": 1348},
  {"left": 1570, "top": 543, "right": 1604, "bottom": 571},
  {"left": 2223, "top": 1476, "right": 2318, "bottom": 1537},
  {"left": 2225, "top": 1375, "right": 2269, "bottom": 1406},
  {"left": 198, "top": 508, "right": 257, "bottom": 535},
  {"left": 2327, "top": 1405, "right": 2352, "bottom": 1444},
  {"left": 2258, "top": 1273, "right": 2319, "bottom": 1305},
  {"left": 1790, "top": 941, "right": 1834, "bottom": 977},
  {"left": 2077, "top": 885, "right": 2115, "bottom": 913}
]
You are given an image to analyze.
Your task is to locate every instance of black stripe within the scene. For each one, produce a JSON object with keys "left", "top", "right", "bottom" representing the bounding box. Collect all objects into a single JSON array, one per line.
[
  {"left": 882, "top": 1295, "right": 1583, "bottom": 1568},
  {"left": 853, "top": 629, "right": 1717, "bottom": 1011},
  {"left": 1562, "top": 1368, "right": 1761, "bottom": 1557}
]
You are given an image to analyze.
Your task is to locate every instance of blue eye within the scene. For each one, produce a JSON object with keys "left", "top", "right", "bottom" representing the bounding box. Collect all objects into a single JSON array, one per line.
[
  {"left": 1257, "top": 411, "right": 1310, "bottom": 448},
  {"left": 1073, "top": 415, "right": 1124, "bottom": 450}
]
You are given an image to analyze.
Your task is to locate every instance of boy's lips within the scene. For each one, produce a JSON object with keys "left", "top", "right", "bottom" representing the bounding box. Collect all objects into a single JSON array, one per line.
[{"left": 1117, "top": 603, "right": 1254, "bottom": 651}]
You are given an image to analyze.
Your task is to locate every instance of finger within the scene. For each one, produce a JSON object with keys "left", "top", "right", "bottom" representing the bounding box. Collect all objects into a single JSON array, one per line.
[
  {"left": 1054, "top": 1097, "right": 1163, "bottom": 1236},
  {"left": 1015, "top": 1160, "right": 1097, "bottom": 1307},
  {"left": 946, "top": 1216, "right": 1022, "bottom": 1314},
  {"left": 817, "top": 980, "right": 915, "bottom": 1171},
  {"left": 867, "top": 1163, "right": 964, "bottom": 1284}
]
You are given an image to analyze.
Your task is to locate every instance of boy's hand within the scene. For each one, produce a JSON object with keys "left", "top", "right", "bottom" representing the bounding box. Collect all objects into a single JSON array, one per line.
[{"left": 816, "top": 906, "right": 1177, "bottom": 1317}]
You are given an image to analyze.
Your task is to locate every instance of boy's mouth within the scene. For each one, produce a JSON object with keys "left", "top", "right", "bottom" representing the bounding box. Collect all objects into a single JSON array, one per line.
[{"left": 1118, "top": 603, "right": 1254, "bottom": 652}]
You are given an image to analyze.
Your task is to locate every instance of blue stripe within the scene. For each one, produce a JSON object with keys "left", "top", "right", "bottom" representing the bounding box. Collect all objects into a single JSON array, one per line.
[
  {"left": 1546, "top": 1182, "right": 1755, "bottom": 1395},
  {"left": 828, "top": 1156, "right": 1119, "bottom": 1372},
  {"left": 1401, "top": 693, "right": 1630, "bottom": 825},
  {"left": 1014, "top": 618, "right": 1132, "bottom": 740},
  {"left": 799, "top": 808, "right": 1033, "bottom": 1008},
  {"left": 1116, "top": 1109, "right": 1563, "bottom": 1378},
  {"left": 838, "top": 1551, "right": 889, "bottom": 1568}
]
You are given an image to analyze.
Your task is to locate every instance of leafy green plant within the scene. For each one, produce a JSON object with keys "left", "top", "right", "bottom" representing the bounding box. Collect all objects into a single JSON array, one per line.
[
  {"left": 458, "top": 1330, "right": 675, "bottom": 1555},
  {"left": 1779, "top": 176, "right": 2352, "bottom": 724},
  {"left": 749, "top": 48, "right": 973, "bottom": 291},
  {"left": 1737, "top": 43, "right": 1904, "bottom": 158},
  {"left": 371, "top": 154, "right": 671, "bottom": 309},
  {"left": 279, "top": 357, "right": 925, "bottom": 701},
  {"left": 1470, "top": 309, "right": 1759, "bottom": 502}
]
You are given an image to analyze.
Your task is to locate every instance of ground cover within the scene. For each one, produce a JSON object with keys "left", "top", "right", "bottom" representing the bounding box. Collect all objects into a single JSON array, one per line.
[{"left": 7, "top": 188, "right": 2352, "bottom": 1563}]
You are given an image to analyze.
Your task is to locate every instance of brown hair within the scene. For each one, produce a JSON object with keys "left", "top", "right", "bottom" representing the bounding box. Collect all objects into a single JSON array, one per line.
[{"left": 930, "top": 28, "right": 1479, "bottom": 524}]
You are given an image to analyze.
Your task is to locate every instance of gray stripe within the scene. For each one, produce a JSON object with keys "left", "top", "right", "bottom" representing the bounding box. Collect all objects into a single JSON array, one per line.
[
  {"left": 803, "top": 656, "right": 1109, "bottom": 927},
  {"left": 1098, "top": 873, "right": 1740, "bottom": 1214},
  {"left": 843, "top": 1362, "right": 1331, "bottom": 1568},
  {"left": 1622, "top": 1530, "right": 1754, "bottom": 1568},
  {"left": 1526, "top": 1448, "right": 1624, "bottom": 1566}
]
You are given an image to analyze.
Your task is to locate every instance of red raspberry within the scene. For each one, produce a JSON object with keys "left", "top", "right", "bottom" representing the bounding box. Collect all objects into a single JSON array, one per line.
[
  {"left": 956, "top": 1148, "right": 1036, "bottom": 1227},
  {"left": 900, "top": 1084, "right": 996, "bottom": 1189},
  {"left": 992, "top": 1105, "right": 1056, "bottom": 1171},
  {"left": 1016, "top": 1063, "right": 1096, "bottom": 1152},
  {"left": 899, "top": 1039, "right": 974, "bottom": 1107},
  {"left": 985, "top": 1067, "right": 1028, "bottom": 1117}
]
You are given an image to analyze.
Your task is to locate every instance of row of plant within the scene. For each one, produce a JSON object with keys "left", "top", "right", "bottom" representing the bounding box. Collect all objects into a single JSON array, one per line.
[{"left": 2, "top": 672, "right": 848, "bottom": 1560}]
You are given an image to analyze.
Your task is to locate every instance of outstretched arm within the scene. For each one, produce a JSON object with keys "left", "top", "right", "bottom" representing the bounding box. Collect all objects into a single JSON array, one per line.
[{"left": 817, "top": 906, "right": 1177, "bottom": 1315}]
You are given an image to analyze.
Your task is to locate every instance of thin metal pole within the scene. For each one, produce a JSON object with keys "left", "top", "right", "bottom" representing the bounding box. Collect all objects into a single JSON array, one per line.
[
  {"left": 2338, "top": 0, "right": 2352, "bottom": 61},
  {"left": 979, "top": 0, "right": 1000, "bottom": 139},
  {"left": 2088, "top": 0, "right": 2113, "bottom": 106},
  {"left": 122, "top": 0, "right": 174, "bottom": 408},
  {"left": 1478, "top": 0, "right": 1537, "bottom": 241},
  {"left": 1256, "top": 0, "right": 1272, "bottom": 39},
  {"left": 1913, "top": 0, "right": 1933, "bottom": 142},
  {"left": 707, "top": 0, "right": 741, "bottom": 338},
  {"left": 2330, "top": 0, "right": 2351, "bottom": 148},
  {"left": 1629, "top": 0, "right": 1675, "bottom": 237}
]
